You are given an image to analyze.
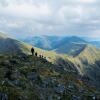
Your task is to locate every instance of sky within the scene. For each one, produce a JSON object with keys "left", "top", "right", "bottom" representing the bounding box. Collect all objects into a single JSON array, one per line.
[{"left": 0, "top": 0, "right": 100, "bottom": 39}]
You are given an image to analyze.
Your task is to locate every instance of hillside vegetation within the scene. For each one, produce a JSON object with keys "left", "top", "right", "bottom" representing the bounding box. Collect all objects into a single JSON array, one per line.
[
  {"left": 0, "top": 33, "right": 100, "bottom": 99},
  {"left": 0, "top": 54, "right": 100, "bottom": 100}
]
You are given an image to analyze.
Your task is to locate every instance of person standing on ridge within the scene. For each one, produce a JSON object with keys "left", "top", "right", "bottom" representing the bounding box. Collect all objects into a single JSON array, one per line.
[
  {"left": 31, "top": 47, "right": 34, "bottom": 55},
  {"left": 35, "top": 52, "right": 38, "bottom": 56}
]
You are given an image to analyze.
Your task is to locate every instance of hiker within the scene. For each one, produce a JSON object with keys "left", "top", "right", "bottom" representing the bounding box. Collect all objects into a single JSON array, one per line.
[
  {"left": 35, "top": 52, "right": 38, "bottom": 56},
  {"left": 39, "top": 55, "right": 42, "bottom": 58},
  {"left": 31, "top": 47, "right": 34, "bottom": 55},
  {"left": 40, "top": 50, "right": 44, "bottom": 58},
  {"left": 41, "top": 55, "right": 44, "bottom": 58}
]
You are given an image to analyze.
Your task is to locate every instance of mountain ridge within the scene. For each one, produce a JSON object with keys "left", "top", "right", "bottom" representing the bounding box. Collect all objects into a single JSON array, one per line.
[
  {"left": 22, "top": 35, "right": 99, "bottom": 57},
  {"left": 0, "top": 33, "right": 100, "bottom": 96},
  {"left": 0, "top": 32, "right": 33, "bottom": 55},
  {"left": 0, "top": 33, "right": 100, "bottom": 100}
]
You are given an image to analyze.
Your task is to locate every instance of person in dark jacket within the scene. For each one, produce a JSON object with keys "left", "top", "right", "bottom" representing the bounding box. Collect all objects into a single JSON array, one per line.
[
  {"left": 31, "top": 47, "right": 34, "bottom": 55},
  {"left": 35, "top": 52, "right": 38, "bottom": 56}
]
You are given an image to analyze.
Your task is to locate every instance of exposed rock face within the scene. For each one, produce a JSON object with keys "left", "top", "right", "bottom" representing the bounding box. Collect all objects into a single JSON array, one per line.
[
  {"left": 0, "top": 93, "right": 8, "bottom": 100},
  {"left": 56, "top": 58, "right": 78, "bottom": 73},
  {"left": 54, "top": 84, "right": 65, "bottom": 94}
]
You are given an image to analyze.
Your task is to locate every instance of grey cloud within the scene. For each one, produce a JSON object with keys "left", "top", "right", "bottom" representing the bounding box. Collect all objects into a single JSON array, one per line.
[{"left": 0, "top": 0, "right": 100, "bottom": 39}]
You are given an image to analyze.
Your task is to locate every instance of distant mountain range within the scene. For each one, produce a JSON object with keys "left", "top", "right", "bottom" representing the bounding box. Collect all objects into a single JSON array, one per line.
[
  {"left": 90, "top": 41, "right": 100, "bottom": 48},
  {"left": 22, "top": 36, "right": 86, "bottom": 49},
  {"left": 21, "top": 35, "right": 100, "bottom": 56}
]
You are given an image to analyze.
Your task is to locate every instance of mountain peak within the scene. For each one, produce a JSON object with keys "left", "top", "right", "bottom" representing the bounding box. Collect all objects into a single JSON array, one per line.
[{"left": 76, "top": 44, "right": 100, "bottom": 64}]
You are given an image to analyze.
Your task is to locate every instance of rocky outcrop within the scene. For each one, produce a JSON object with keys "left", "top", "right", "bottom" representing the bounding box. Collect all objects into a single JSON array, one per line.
[{"left": 0, "top": 93, "right": 8, "bottom": 100}]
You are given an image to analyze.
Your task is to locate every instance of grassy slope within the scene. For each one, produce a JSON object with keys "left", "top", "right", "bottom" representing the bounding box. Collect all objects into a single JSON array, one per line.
[
  {"left": 64, "top": 45, "right": 100, "bottom": 75},
  {"left": 31, "top": 44, "right": 100, "bottom": 74},
  {"left": 0, "top": 54, "right": 99, "bottom": 100},
  {"left": 0, "top": 32, "right": 100, "bottom": 85},
  {"left": 0, "top": 32, "right": 100, "bottom": 75},
  {"left": 0, "top": 32, "right": 63, "bottom": 63},
  {"left": 41, "top": 44, "right": 100, "bottom": 74},
  {"left": 55, "top": 42, "right": 86, "bottom": 56},
  {"left": 0, "top": 33, "right": 100, "bottom": 99},
  {"left": 0, "top": 32, "right": 32, "bottom": 55},
  {"left": 76, "top": 45, "right": 100, "bottom": 63},
  {"left": 34, "top": 47, "right": 69, "bottom": 63}
]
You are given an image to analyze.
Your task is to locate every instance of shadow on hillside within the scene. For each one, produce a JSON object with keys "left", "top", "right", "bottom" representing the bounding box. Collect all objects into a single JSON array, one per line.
[
  {"left": 82, "top": 60, "right": 100, "bottom": 89},
  {"left": 72, "top": 45, "right": 86, "bottom": 57},
  {"left": 55, "top": 57, "right": 78, "bottom": 74}
]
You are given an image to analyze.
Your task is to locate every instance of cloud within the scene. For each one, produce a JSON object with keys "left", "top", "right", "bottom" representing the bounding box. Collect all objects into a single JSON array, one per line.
[
  {"left": 0, "top": 2, "right": 51, "bottom": 18},
  {"left": 0, "top": 0, "right": 100, "bottom": 39}
]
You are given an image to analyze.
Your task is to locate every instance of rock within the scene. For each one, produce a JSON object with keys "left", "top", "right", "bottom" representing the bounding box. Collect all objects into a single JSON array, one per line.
[
  {"left": 55, "top": 84, "right": 65, "bottom": 94},
  {"left": 0, "top": 60, "right": 9, "bottom": 66},
  {"left": 48, "top": 95, "right": 53, "bottom": 100},
  {"left": 19, "top": 54, "right": 28, "bottom": 61},
  {"left": 79, "top": 88, "right": 85, "bottom": 93},
  {"left": 92, "top": 96, "right": 96, "bottom": 100},
  {"left": 27, "top": 72, "right": 38, "bottom": 80},
  {"left": 72, "top": 95, "right": 81, "bottom": 100},
  {"left": 12, "top": 70, "right": 20, "bottom": 79},
  {"left": 9, "top": 59, "right": 17, "bottom": 65},
  {"left": 91, "top": 94, "right": 96, "bottom": 100},
  {"left": 0, "top": 93, "right": 8, "bottom": 100}
]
